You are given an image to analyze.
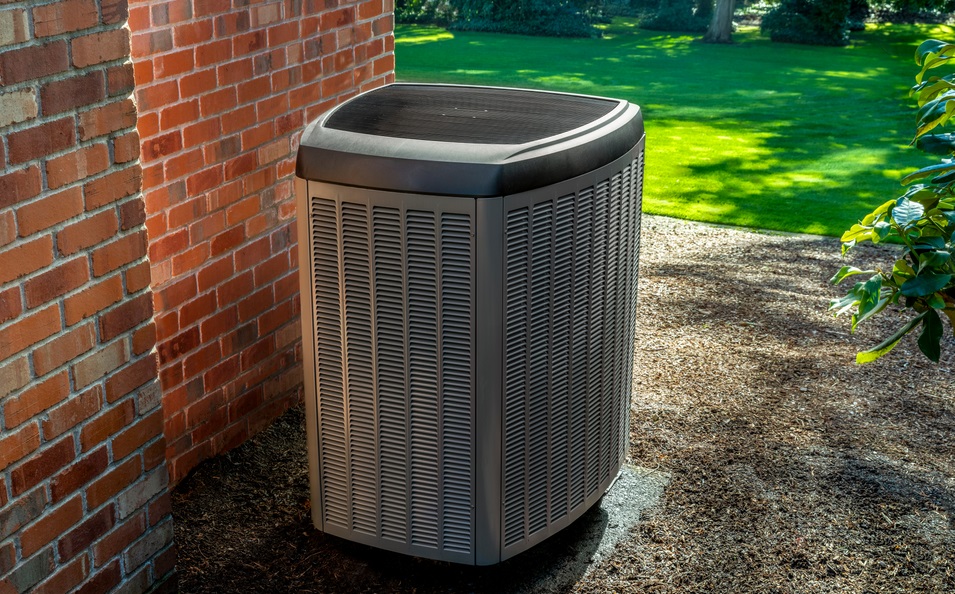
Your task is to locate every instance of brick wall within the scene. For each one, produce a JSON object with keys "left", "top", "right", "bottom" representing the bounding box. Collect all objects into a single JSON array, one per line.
[
  {"left": 128, "top": 0, "right": 395, "bottom": 484},
  {"left": 0, "top": 0, "right": 174, "bottom": 592}
]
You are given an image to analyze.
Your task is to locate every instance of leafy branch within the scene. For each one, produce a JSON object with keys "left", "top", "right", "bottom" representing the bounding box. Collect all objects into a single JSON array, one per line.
[{"left": 830, "top": 39, "right": 955, "bottom": 363}]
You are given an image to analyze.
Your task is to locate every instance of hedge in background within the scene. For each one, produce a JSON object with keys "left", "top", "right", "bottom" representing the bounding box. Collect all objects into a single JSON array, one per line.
[
  {"left": 761, "top": 0, "right": 852, "bottom": 46},
  {"left": 641, "top": 0, "right": 712, "bottom": 32},
  {"left": 450, "top": 0, "right": 600, "bottom": 36}
]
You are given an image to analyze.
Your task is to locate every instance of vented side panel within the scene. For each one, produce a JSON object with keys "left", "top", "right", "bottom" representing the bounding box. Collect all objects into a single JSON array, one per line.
[
  {"left": 310, "top": 197, "right": 475, "bottom": 561},
  {"left": 502, "top": 156, "right": 642, "bottom": 552}
]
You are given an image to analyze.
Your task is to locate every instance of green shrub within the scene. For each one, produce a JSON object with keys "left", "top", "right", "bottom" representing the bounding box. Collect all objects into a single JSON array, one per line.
[
  {"left": 760, "top": 0, "right": 851, "bottom": 46},
  {"left": 450, "top": 0, "right": 599, "bottom": 37},
  {"left": 641, "top": 0, "right": 711, "bottom": 32},
  {"left": 396, "top": 0, "right": 454, "bottom": 24},
  {"left": 830, "top": 39, "right": 955, "bottom": 363}
]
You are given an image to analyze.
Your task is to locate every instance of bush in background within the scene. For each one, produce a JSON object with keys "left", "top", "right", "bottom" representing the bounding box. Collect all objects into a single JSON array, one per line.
[
  {"left": 761, "top": 0, "right": 851, "bottom": 45},
  {"left": 641, "top": 0, "right": 713, "bottom": 32}
]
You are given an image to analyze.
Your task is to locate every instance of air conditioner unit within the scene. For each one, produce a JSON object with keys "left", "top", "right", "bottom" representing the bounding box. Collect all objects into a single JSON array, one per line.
[{"left": 295, "top": 83, "right": 644, "bottom": 565}]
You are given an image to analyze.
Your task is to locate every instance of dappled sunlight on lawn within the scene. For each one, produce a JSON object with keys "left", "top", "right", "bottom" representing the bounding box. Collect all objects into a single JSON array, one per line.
[{"left": 395, "top": 21, "right": 940, "bottom": 235}]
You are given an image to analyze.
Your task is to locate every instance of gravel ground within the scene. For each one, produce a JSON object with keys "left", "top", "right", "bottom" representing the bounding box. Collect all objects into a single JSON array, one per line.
[{"left": 172, "top": 215, "right": 955, "bottom": 593}]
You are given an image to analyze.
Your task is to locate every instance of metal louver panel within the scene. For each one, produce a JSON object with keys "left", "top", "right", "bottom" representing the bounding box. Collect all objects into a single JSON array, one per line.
[
  {"left": 310, "top": 196, "right": 475, "bottom": 561},
  {"left": 501, "top": 158, "right": 641, "bottom": 555}
]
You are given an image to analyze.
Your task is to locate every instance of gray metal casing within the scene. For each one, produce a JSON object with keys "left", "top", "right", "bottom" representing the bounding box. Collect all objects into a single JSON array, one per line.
[{"left": 295, "top": 84, "right": 644, "bottom": 565}]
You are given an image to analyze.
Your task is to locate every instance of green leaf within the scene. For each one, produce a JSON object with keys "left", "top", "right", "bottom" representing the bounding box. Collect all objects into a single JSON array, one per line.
[
  {"left": 916, "top": 132, "right": 955, "bottom": 155},
  {"left": 874, "top": 221, "right": 892, "bottom": 242},
  {"left": 914, "top": 236, "right": 946, "bottom": 249},
  {"left": 840, "top": 224, "right": 874, "bottom": 244},
  {"left": 919, "top": 249, "right": 951, "bottom": 271},
  {"left": 917, "top": 308, "right": 944, "bottom": 362},
  {"left": 914, "top": 94, "right": 955, "bottom": 137},
  {"left": 928, "top": 293, "right": 947, "bottom": 309},
  {"left": 900, "top": 271, "right": 952, "bottom": 297},
  {"left": 856, "top": 311, "right": 929, "bottom": 364},
  {"left": 901, "top": 162, "right": 955, "bottom": 185},
  {"left": 913, "top": 78, "right": 955, "bottom": 106},
  {"left": 916, "top": 40, "right": 955, "bottom": 66},
  {"left": 892, "top": 258, "right": 917, "bottom": 284},
  {"left": 830, "top": 265, "right": 877, "bottom": 285},
  {"left": 891, "top": 197, "right": 925, "bottom": 228},
  {"left": 851, "top": 275, "right": 884, "bottom": 332}
]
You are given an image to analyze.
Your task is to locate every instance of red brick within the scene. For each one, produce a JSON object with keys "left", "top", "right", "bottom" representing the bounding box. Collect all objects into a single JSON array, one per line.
[
  {"left": 20, "top": 496, "right": 84, "bottom": 557},
  {"left": 157, "top": 326, "right": 200, "bottom": 362},
  {"left": 132, "top": 323, "right": 156, "bottom": 356},
  {"left": 196, "top": 257, "right": 233, "bottom": 293},
  {"left": 268, "top": 21, "right": 300, "bottom": 46},
  {"left": 85, "top": 167, "right": 142, "bottom": 210},
  {"left": 7, "top": 117, "right": 75, "bottom": 164},
  {"left": 78, "top": 99, "right": 137, "bottom": 141},
  {"left": 256, "top": 94, "right": 289, "bottom": 123},
  {"left": 0, "top": 539, "right": 15, "bottom": 574},
  {"left": 17, "top": 186, "right": 83, "bottom": 236},
  {"left": 11, "top": 436, "right": 75, "bottom": 496},
  {"left": 119, "top": 199, "right": 146, "bottom": 231},
  {"left": 49, "top": 445, "right": 107, "bottom": 503},
  {"left": 159, "top": 361, "right": 183, "bottom": 390},
  {"left": 0, "top": 41, "right": 69, "bottom": 85},
  {"left": 221, "top": 105, "right": 255, "bottom": 135},
  {"left": 141, "top": 131, "right": 182, "bottom": 163},
  {"left": 174, "top": 18, "right": 214, "bottom": 47},
  {"left": 80, "top": 399, "right": 135, "bottom": 452},
  {"left": 43, "top": 384, "right": 102, "bottom": 441},
  {"left": 105, "top": 355, "right": 158, "bottom": 403},
  {"left": 217, "top": 59, "right": 253, "bottom": 87},
  {"left": 91, "top": 230, "right": 147, "bottom": 277},
  {"left": 63, "top": 274, "right": 123, "bottom": 326},
  {"left": 75, "top": 561, "right": 121, "bottom": 594},
  {"left": 0, "top": 422, "right": 40, "bottom": 472},
  {"left": 58, "top": 504, "right": 115, "bottom": 561},
  {"left": 0, "top": 356, "right": 31, "bottom": 400},
  {"left": 148, "top": 228, "right": 188, "bottom": 263},
  {"left": 99, "top": 293, "right": 153, "bottom": 343},
  {"left": 0, "top": 285, "right": 21, "bottom": 324},
  {"left": 162, "top": 148, "right": 203, "bottom": 182},
  {"left": 155, "top": 49, "right": 194, "bottom": 79},
  {"left": 216, "top": 271, "right": 253, "bottom": 307},
  {"left": 182, "top": 119, "right": 221, "bottom": 150},
  {"left": 200, "top": 305, "right": 236, "bottom": 342},
  {"left": 135, "top": 79, "right": 178, "bottom": 111},
  {"left": 31, "top": 553, "right": 90, "bottom": 594},
  {"left": 240, "top": 121, "right": 272, "bottom": 151},
  {"left": 171, "top": 244, "right": 209, "bottom": 276},
  {"left": 148, "top": 492, "right": 172, "bottom": 527},
  {"left": 40, "top": 71, "right": 106, "bottom": 116},
  {"left": 93, "top": 512, "right": 145, "bottom": 567},
  {"left": 130, "top": 29, "right": 172, "bottom": 59},
  {"left": 72, "top": 28, "right": 129, "bottom": 68},
  {"left": 33, "top": 0, "right": 98, "bottom": 37},
  {"left": 33, "top": 321, "right": 95, "bottom": 378},
  {"left": 101, "top": 0, "right": 128, "bottom": 25},
  {"left": 72, "top": 339, "right": 128, "bottom": 389},
  {"left": 106, "top": 62, "right": 135, "bottom": 97},
  {"left": 258, "top": 300, "right": 293, "bottom": 336},
  {"left": 186, "top": 165, "right": 222, "bottom": 195},
  {"left": 57, "top": 210, "right": 119, "bottom": 256},
  {"left": 113, "top": 131, "right": 141, "bottom": 164},
  {"left": 85, "top": 456, "right": 140, "bottom": 510},
  {"left": 112, "top": 409, "right": 162, "bottom": 461},
  {"left": 0, "top": 210, "right": 15, "bottom": 247},
  {"left": 23, "top": 257, "right": 89, "bottom": 309},
  {"left": 195, "top": 38, "right": 232, "bottom": 67},
  {"left": 126, "top": 261, "right": 152, "bottom": 294},
  {"left": 199, "top": 87, "right": 237, "bottom": 117},
  {"left": 0, "top": 165, "right": 42, "bottom": 210},
  {"left": 160, "top": 99, "right": 199, "bottom": 131},
  {"left": 235, "top": 236, "right": 270, "bottom": 271},
  {"left": 5, "top": 371, "right": 69, "bottom": 429},
  {"left": 183, "top": 341, "right": 220, "bottom": 380},
  {"left": 204, "top": 355, "right": 239, "bottom": 391},
  {"left": 237, "top": 286, "right": 272, "bottom": 322},
  {"left": 0, "top": 303, "right": 60, "bottom": 361}
]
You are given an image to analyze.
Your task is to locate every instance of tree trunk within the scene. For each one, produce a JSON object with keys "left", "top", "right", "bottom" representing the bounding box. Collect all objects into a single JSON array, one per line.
[{"left": 703, "top": 0, "right": 735, "bottom": 43}]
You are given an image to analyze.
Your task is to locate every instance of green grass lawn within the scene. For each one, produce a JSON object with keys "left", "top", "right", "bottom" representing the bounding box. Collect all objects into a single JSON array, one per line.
[{"left": 395, "top": 21, "right": 955, "bottom": 236}]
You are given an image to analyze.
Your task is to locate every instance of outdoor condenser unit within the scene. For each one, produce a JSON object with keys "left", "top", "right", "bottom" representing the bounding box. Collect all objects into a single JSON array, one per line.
[{"left": 295, "top": 83, "right": 644, "bottom": 565}]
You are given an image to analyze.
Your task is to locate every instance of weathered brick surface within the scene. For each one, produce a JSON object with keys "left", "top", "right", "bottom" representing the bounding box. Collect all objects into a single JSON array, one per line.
[
  {"left": 131, "top": 0, "right": 394, "bottom": 484},
  {"left": 0, "top": 0, "right": 170, "bottom": 591}
]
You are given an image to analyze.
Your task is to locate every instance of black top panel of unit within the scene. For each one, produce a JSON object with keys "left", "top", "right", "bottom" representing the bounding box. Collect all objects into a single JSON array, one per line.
[
  {"left": 297, "top": 84, "right": 644, "bottom": 197},
  {"left": 324, "top": 85, "right": 618, "bottom": 145}
]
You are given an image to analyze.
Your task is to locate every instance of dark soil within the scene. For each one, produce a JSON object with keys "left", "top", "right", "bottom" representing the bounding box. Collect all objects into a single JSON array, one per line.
[{"left": 172, "top": 215, "right": 955, "bottom": 593}]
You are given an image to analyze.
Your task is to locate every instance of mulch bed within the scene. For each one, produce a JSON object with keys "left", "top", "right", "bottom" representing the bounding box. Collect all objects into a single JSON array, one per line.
[{"left": 172, "top": 215, "right": 955, "bottom": 593}]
